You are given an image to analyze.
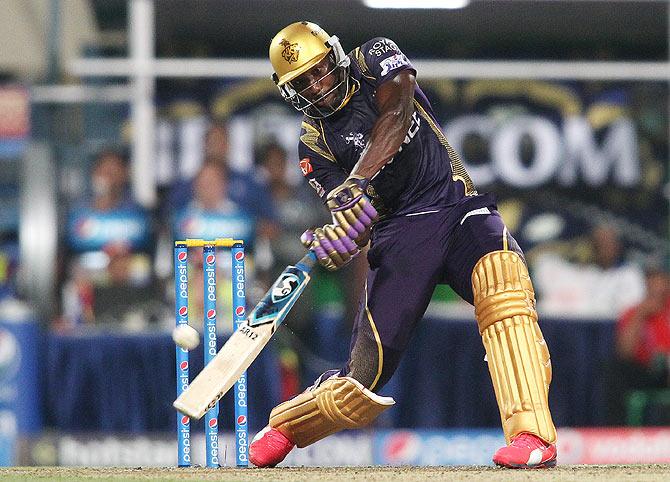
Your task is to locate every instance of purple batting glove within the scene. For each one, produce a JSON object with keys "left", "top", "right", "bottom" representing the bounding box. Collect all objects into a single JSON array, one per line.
[
  {"left": 301, "top": 225, "right": 360, "bottom": 271},
  {"left": 326, "top": 176, "right": 379, "bottom": 247}
]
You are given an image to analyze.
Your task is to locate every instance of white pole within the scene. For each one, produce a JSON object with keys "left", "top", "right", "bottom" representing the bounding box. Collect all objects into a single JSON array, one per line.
[
  {"left": 68, "top": 57, "right": 670, "bottom": 81},
  {"left": 129, "top": 0, "right": 156, "bottom": 208}
]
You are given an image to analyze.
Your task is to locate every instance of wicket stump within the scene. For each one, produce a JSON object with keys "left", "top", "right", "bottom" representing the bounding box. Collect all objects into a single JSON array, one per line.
[{"left": 174, "top": 238, "right": 248, "bottom": 468}]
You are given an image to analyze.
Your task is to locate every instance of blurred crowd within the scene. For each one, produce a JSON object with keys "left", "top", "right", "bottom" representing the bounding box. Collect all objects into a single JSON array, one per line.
[
  {"left": 38, "top": 120, "right": 362, "bottom": 397},
  {"left": 0, "top": 76, "right": 668, "bottom": 420},
  {"left": 33, "top": 117, "right": 668, "bottom": 412}
]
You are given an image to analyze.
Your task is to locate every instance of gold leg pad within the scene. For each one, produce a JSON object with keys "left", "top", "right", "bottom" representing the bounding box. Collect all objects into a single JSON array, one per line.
[
  {"left": 269, "top": 376, "right": 395, "bottom": 448},
  {"left": 472, "top": 250, "right": 556, "bottom": 444}
]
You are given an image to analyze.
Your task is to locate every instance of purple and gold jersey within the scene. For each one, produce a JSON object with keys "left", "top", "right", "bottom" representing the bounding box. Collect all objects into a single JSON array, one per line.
[{"left": 298, "top": 38, "right": 476, "bottom": 217}]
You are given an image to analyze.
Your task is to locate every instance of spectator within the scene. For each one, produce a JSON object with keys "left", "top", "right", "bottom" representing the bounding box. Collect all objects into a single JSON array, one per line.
[
  {"left": 173, "top": 161, "right": 258, "bottom": 333},
  {"left": 58, "top": 150, "right": 154, "bottom": 329},
  {"left": 532, "top": 223, "right": 645, "bottom": 318},
  {"left": 172, "top": 161, "right": 256, "bottom": 245},
  {"left": 167, "top": 121, "right": 279, "bottom": 241},
  {"left": 604, "top": 266, "right": 670, "bottom": 424},
  {"left": 88, "top": 150, "right": 135, "bottom": 211}
]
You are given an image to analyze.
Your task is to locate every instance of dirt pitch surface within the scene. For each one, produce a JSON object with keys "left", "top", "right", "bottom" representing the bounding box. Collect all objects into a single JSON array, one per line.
[{"left": 2, "top": 465, "right": 670, "bottom": 482}]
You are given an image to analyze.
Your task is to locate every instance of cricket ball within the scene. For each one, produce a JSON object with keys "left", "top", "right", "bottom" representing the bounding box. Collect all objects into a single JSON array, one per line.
[{"left": 172, "top": 324, "right": 200, "bottom": 350}]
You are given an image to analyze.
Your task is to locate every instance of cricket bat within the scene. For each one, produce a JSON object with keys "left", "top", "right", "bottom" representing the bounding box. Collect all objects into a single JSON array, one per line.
[{"left": 173, "top": 250, "right": 318, "bottom": 419}]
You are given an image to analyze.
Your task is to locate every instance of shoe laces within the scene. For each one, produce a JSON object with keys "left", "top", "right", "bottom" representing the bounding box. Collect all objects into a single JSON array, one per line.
[{"left": 511, "top": 432, "right": 548, "bottom": 450}]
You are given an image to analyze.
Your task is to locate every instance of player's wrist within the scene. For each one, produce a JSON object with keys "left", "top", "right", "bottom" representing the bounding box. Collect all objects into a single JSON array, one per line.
[{"left": 345, "top": 175, "right": 370, "bottom": 191}]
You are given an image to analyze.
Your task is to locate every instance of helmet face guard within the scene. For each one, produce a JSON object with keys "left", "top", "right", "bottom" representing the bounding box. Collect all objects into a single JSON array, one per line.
[{"left": 273, "top": 36, "right": 351, "bottom": 119}]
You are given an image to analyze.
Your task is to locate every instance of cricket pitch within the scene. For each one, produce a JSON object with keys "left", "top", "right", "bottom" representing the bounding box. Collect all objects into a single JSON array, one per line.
[{"left": 2, "top": 465, "right": 670, "bottom": 481}]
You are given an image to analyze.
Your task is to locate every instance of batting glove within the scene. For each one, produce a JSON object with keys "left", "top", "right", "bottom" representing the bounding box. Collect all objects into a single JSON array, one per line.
[
  {"left": 301, "top": 225, "right": 360, "bottom": 271},
  {"left": 326, "top": 176, "right": 378, "bottom": 248}
]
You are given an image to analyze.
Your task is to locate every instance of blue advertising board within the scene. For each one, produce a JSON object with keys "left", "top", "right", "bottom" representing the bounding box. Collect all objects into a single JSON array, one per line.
[
  {"left": 66, "top": 207, "right": 151, "bottom": 252},
  {"left": 0, "top": 306, "right": 42, "bottom": 465},
  {"left": 373, "top": 429, "right": 504, "bottom": 466},
  {"left": 173, "top": 208, "right": 256, "bottom": 249}
]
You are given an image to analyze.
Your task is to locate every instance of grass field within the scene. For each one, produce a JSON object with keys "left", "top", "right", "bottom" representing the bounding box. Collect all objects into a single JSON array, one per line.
[{"left": 2, "top": 465, "right": 670, "bottom": 482}]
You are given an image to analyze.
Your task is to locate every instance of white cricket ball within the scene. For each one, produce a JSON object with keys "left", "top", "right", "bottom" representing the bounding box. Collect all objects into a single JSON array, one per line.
[{"left": 172, "top": 324, "right": 200, "bottom": 350}]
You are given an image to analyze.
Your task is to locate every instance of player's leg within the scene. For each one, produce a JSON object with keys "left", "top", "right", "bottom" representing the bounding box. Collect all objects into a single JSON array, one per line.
[
  {"left": 250, "top": 213, "right": 445, "bottom": 467},
  {"left": 445, "top": 203, "right": 557, "bottom": 469},
  {"left": 248, "top": 368, "right": 394, "bottom": 467}
]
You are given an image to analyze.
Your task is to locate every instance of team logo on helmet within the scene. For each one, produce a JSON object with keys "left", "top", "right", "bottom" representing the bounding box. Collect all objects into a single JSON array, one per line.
[{"left": 280, "top": 39, "right": 300, "bottom": 63}]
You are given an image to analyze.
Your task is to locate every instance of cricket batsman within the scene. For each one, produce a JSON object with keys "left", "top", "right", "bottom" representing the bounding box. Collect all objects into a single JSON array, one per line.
[{"left": 249, "top": 21, "right": 557, "bottom": 469}]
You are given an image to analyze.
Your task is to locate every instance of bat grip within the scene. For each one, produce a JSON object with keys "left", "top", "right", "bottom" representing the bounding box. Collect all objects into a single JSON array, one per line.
[{"left": 296, "top": 250, "right": 318, "bottom": 273}]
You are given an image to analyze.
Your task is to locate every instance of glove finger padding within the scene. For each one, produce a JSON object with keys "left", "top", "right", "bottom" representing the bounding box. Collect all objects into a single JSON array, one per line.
[
  {"left": 301, "top": 225, "right": 359, "bottom": 271},
  {"left": 301, "top": 229, "right": 329, "bottom": 261},
  {"left": 326, "top": 177, "right": 379, "bottom": 239},
  {"left": 332, "top": 211, "right": 372, "bottom": 248},
  {"left": 324, "top": 225, "right": 358, "bottom": 255},
  {"left": 332, "top": 211, "right": 360, "bottom": 240}
]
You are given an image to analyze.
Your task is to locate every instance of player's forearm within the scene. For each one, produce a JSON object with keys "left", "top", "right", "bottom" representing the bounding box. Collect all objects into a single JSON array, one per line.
[
  {"left": 351, "top": 108, "right": 413, "bottom": 179},
  {"left": 351, "top": 71, "right": 416, "bottom": 180}
]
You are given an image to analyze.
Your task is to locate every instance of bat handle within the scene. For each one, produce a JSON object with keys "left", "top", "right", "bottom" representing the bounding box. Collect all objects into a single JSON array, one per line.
[{"left": 296, "top": 250, "right": 318, "bottom": 273}]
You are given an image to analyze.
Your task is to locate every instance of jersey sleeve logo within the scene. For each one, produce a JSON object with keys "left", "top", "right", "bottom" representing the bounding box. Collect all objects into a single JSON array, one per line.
[
  {"left": 380, "top": 53, "right": 409, "bottom": 76},
  {"left": 308, "top": 178, "right": 326, "bottom": 198},
  {"left": 299, "top": 157, "right": 313, "bottom": 175}
]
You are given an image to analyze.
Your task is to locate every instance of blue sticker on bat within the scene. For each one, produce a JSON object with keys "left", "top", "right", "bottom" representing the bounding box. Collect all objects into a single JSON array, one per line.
[{"left": 248, "top": 266, "right": 310, "bottom": 327}]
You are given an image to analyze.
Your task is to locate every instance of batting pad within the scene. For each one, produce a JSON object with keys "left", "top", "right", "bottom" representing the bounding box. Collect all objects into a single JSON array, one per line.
[
  {"left": 269, "top": 376, "right": 395, "bottom": 447},
  {"left": 472, "top": 250, "right": 557, "bottom": 444}
]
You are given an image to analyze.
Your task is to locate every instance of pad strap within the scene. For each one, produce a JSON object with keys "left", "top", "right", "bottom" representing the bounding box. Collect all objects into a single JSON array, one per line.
[
  {"left": 269, "top": 376, "right": 395, "bottom": 447},
  {"left": 472, "top": 250, "right": 556, "bottom": 444}
]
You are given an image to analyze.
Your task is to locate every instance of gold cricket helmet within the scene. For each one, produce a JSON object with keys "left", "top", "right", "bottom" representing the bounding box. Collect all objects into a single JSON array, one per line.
[{"left": 269, "top": 21, "right": 351, "bottom": 119}]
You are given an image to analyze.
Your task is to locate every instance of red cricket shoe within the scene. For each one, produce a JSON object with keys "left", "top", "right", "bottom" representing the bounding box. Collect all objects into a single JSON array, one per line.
[
  {"left": 493, "top": 432, "right": 557, "bottom": 469},
  {"left": 249, "top": 426, "right": 295, "bottom": 467}
]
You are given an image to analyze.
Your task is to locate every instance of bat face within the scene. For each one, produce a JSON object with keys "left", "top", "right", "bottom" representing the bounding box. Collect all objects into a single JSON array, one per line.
[
  {"left": 174, "top": 251, "right": 317, "bottom": 419},
  {"left": 249, "top": 267, "right": 309, "bottom": 327}
]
